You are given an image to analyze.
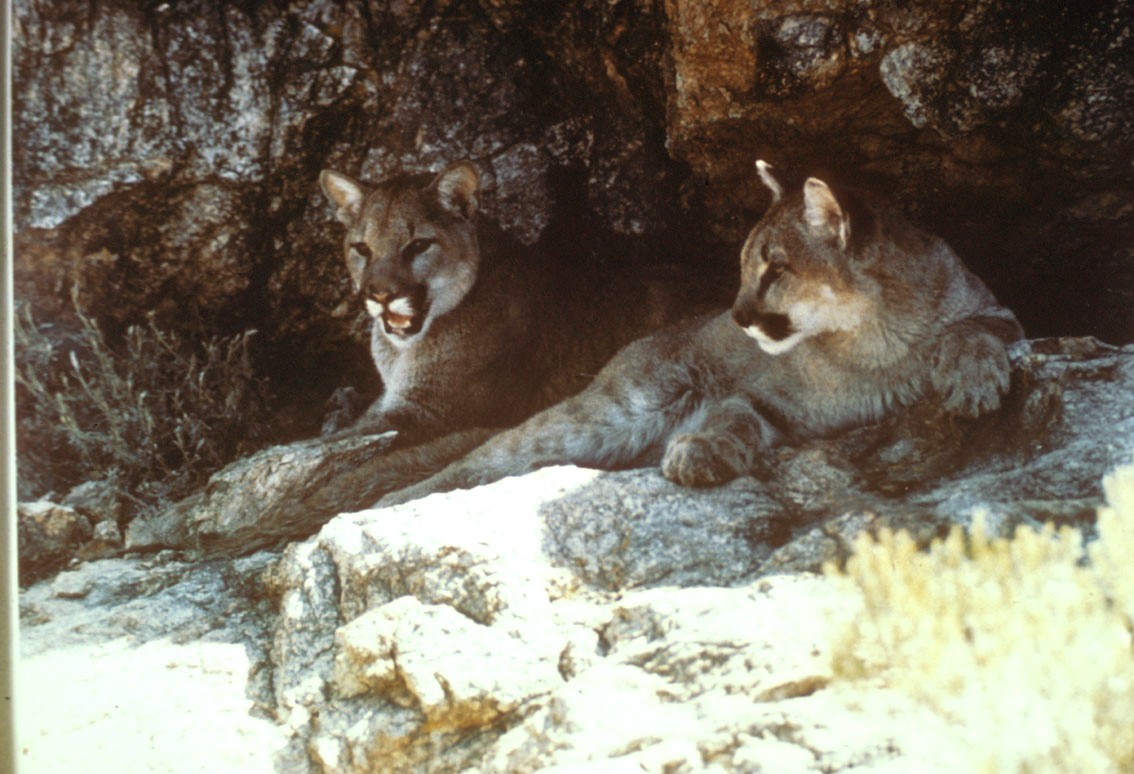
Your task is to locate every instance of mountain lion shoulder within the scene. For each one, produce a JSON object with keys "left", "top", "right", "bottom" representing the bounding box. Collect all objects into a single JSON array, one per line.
[
  {"left": 319, "top": 161, "right": 717, "bottom": 445},
  {"left": 380, "top": 161, "right": 1023, "bottom": 504}
]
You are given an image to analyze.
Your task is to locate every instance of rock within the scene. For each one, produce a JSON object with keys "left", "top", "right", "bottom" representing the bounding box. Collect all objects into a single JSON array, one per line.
[
  {"left": 93, "top": 519, "right": 121, "bottom": 542},
  {"left": 263, "top": 466, "right": 853, "bottom": 772},
  {"left": 76, "top": 519, "right": 124, "bottom": 562},
  {"left": 122, "top": 432, "right": 401, "bottom": 552},
  {"left": 332, "top": 596, "right": 563, "bottom": 725},
  {"left": 124, "top": 428, "right": 495, "bottom": 555},
  {"left": 49, "top": 568, "right": 95, "bottom": 600},
  {"left": 263, "top": 466, "right": 599, "bottom": 771},
  {"left": 20, "top": 551, "right": 276, "bottom": 653},
  {"left": 17, "top": 500, "right": 92, "bottom": 585},
  {"left": 61, "top": 478, "right": 123, "bottom": 524},
  {"left": 261, "top": 484, "right": 984, "bottom": 773},
  {"left": 539, "top": 469, "right": 789, "bottom": 590},
  {"left": 18, "top": 550, "right": 285, "bottom": 773},
  {"left": 255, "top": 336, "right": 1133, "bottom": 770},
  {"left": 17, "top": 336, "right": 1134, "bottom": 772}
]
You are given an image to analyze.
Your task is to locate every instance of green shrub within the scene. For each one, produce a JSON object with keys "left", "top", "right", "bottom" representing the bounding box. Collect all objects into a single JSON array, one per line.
[
  {"left": 828, "top": 458, "right": 1134, "bottom": 772},
  {"left": 15, "top": 294, "right": 271, "bottom": 520}
]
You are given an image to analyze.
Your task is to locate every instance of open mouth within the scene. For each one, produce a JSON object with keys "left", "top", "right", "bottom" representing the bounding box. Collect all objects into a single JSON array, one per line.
[
  {"left": 365, "top": 289, "right": 429, "bottom": 337},
  {"left": 382, "top": 308, "right": 425, "bottom": 336}
]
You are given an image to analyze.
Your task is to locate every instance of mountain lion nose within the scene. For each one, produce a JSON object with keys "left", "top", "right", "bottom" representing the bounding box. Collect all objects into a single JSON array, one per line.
[
  {"left": 732, "top": 298, "right": 760, "bottom": 328},
  {"left": 731, "top": 304, "right": 751, "bottom": 328}
]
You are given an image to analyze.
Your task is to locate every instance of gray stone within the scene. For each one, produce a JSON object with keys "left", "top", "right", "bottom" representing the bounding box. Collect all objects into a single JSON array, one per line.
[
  {"left": 540, "top": 469, "right": 787, "bottom": 590},
  {"left": 50, "top": 569, "right": 95, "bottom": 600},
  {"left": 260, "top": 503, "right": 985, "bottom": 773},
  {"left": 17, "top": 500, "right": 92, "bottom": 585},
  {"left": 125, "top": 428, "right": 494, "bottom": 556},
  {"left": 880, "top": 41, "right": 950, "bottom": 130},
  {"left": 91, "top": 519, "right": 122, "bottom": 545},
  {"left": 19, "top": 550, "right": 277, "bottom": 657},
  {"left": 18, "top": 549, "right": 284, "bottom": 771},
  {"left": 61, "top": 478, "right": 123, "bottom": 525}
]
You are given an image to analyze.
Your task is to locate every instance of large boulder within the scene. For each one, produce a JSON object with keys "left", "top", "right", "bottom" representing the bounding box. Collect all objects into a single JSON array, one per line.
[{"left": 265, "top": 503, "right": 880, "bottom": 772}]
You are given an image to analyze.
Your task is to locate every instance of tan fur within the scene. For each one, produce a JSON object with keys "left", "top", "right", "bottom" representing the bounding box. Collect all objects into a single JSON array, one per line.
[
  {"left": 380, "top": 163, "right": 1023, "bottom": 505},
  {"left": 318, "top": 161, "right": 716, "bottom": 446}
]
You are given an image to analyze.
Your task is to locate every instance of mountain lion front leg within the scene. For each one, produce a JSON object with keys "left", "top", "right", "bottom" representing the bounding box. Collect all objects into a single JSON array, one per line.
[
  {"left": 377, "top": 339, "right": 701, "bottom": 506},
  {"left": 376, "top": 397, "right": 679, "bottom": 506},
  {"left": 320, "top": 393, "right": 448, "bottom": 447},
  {"left": 320, "top": 406, "right": 396, "bottom": 441},
  {"left": 661, "top": 395, "right": 779, "bottom": 487},
  {"left": 930, "top": 313, "right": 1023, "bottom": 417}
]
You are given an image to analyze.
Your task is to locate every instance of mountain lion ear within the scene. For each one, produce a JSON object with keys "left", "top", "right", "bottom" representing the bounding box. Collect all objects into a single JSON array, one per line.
[
  {"left": 755, "top": 160, "right": 782, "bottom": 204},
  {"left": 319, "top": 170, "right": 366, "bottom": 225},
  {"left": 802, "top": 177, "right": 849, "bottom": 250},
  {"left": 433, "top": 161, "right": 480, "bottom": 219}
]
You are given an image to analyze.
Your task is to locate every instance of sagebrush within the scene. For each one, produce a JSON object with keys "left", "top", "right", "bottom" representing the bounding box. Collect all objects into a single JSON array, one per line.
[
  {"left": 829, "top": 457, "right": 1134, "bottom": 773},
  {"left": 15, "top": 296, "right": 271, "bottom": 518}
]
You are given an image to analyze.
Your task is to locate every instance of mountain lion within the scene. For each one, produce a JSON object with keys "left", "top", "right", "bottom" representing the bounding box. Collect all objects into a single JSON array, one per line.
[
  {"left": 319, "top": 160, "right": 722, "bottom": 445},
  {"left": 379, "top": 161, "right": 1023, "bottom": 505}
]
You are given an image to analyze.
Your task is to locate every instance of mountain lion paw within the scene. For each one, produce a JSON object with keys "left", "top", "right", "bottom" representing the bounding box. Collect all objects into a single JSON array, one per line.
[
  {"left": 661, "top": 433, "right": 745, "bottom": 487},
  {"left": 931, "top": 332, "right": 1011, "bottom": 418}
]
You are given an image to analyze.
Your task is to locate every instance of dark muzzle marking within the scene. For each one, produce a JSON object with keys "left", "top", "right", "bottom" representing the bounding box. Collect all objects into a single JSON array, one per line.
[
  {"left": 732, "top": 303, "right": 794, "bottom": 341},
  {"left": 752, "top": 312, "right": 794, "bottom": 341}
]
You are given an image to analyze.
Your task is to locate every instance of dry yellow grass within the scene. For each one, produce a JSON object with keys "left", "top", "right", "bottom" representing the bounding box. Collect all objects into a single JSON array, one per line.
[{"left": 829, "top": 457, "right": 1134, "bottom": 773}]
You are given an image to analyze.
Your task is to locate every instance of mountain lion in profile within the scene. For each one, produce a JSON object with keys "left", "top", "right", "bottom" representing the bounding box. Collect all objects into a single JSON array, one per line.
[
  {"left": 380, "top": 161, "right": 1023, "bottom": 505},
  {"left": 319, "top": 160, "right": 720, "bottom": 445}
]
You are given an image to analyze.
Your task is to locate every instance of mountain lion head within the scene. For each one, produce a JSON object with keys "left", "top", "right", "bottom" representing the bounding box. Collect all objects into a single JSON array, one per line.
[
  {"left": 319, "top": 162, "right": 482, "bottom": 344},
  {"left": 731, "top": 161, "right": 872, "bottom": 355}
]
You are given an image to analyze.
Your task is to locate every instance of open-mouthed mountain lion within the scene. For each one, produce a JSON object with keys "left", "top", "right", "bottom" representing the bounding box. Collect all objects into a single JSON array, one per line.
[{"left": 319, "top": 161, "right": 722, "bottom": 446}]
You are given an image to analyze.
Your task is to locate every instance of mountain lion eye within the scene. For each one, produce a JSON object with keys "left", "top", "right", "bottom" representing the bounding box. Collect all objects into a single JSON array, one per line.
[
  {"left": 402, "top": 238, "right": 435, "bottom": 259},
  {"left": 351, "top": 242, "right": 372, "bottom": 259}
]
